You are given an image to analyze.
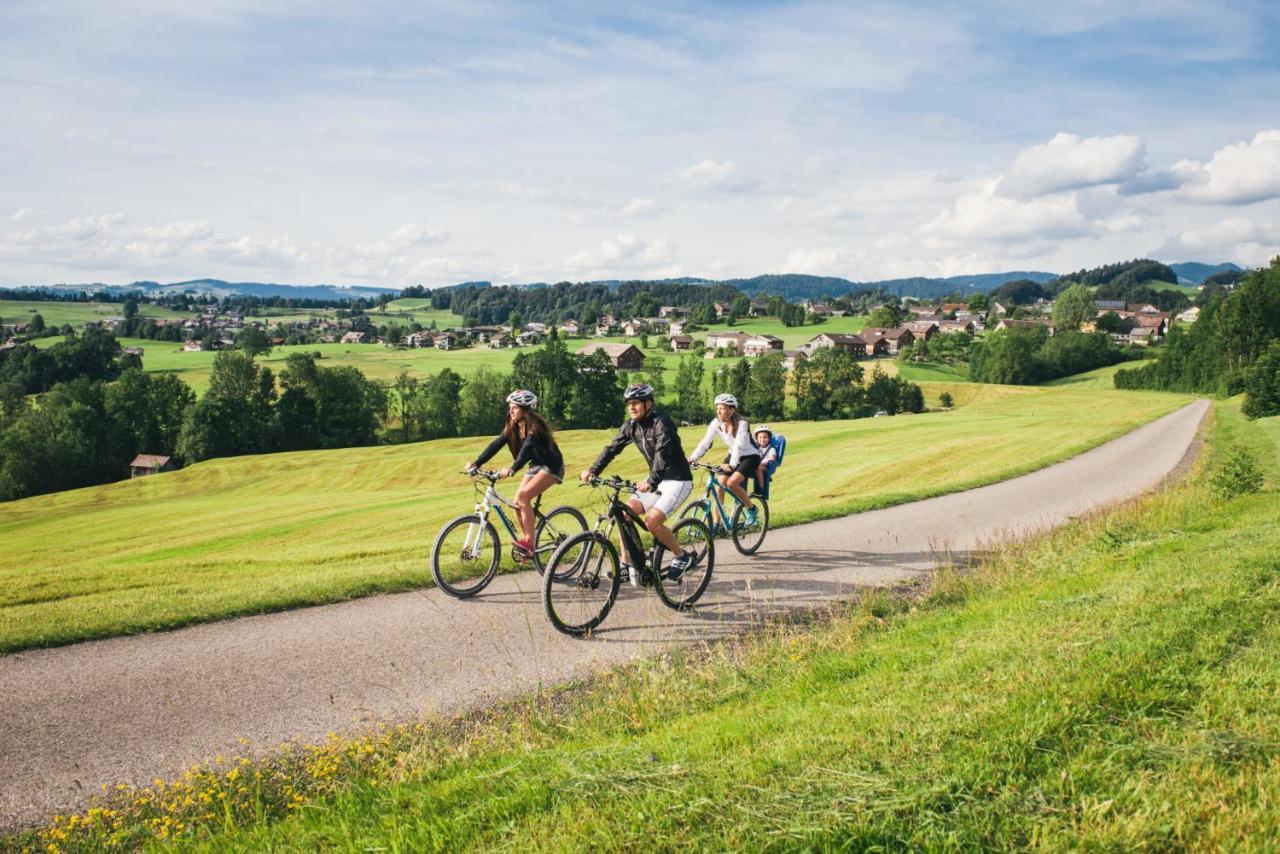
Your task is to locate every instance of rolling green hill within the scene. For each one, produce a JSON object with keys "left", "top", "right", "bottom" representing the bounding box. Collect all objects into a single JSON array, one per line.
[{"left": 0, "top": 386, "right": 1187, "bottom": 652}]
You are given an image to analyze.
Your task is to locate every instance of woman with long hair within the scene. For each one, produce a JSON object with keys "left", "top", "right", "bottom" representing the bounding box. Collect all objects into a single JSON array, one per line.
[
  {"left": 466, "top": 389, "right": 565, "bottom": 555},
  {"left": 687, "top": 393, "right": 762, "bottom": 529}
]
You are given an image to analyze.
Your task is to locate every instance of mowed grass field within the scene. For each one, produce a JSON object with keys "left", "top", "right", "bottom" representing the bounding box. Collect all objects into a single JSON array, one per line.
[
  {"left": 0, "top": 299, "right": 188, "bottom": 328},
  {"left": 0, "top": 386, "right": 1188, "bottom": 652},
  {"left": 15, "top": 401, "right": 1274, "bottom": 852}
]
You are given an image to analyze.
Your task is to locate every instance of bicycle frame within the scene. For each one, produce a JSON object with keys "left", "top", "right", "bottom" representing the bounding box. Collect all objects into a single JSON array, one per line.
[
  {"left": 690, "top": 463, "right": 749, "bottom": 528},
  {"left": 466, "top": 471, "right": 544, "bottom": 551},
  {"left": 582, "top": 480, "right": 651, "bottom": 572}
]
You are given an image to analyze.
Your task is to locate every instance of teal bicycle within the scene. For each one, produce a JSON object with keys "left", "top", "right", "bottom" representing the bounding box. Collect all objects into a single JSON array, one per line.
[{"left": 680, "top": 462, "right": 770, "bottom": 555}]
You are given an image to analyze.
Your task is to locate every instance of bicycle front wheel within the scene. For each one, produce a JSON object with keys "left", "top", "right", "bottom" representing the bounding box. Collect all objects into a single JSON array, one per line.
[
  {"left": 542, "top": 532, "right": 621, "bottom": 636},
  {"left": 654, "top": 517, "right": 715, "bottom": 611},
  {"left": 431, "top": 514, "right": 500, "bottom": 598},
  {"left": 731, "top": 496, "right": 770, "bottom": 555},
  {"left": 532, "top": 505, "right": 589, "bottom": 577}
]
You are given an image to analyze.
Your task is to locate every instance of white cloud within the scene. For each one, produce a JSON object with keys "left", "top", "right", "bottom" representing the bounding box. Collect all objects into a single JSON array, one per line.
[
  {"left": 389, "top": 224, "right": 449, "bottom": 246},
  {"left": 678, "top": 160, "right": 753, "bottom": 193},
  {"left": 1180, "top": 130, "right": 1280, "bottom": 205},
  {"left": 617, "top": 198, "right": 657, "bottom": 218},
  {"left": 564, "top": 233, "right": 679, "bottom": 277},
  {"left": 777, "top": 246, "right": 861, "bottom": 277},
  {"left": 922, "top": 180, "right": 1091, "bottom": 241},
  {"left": 9, "top": 209, "right": 40, "bottom": 224},
  {"left": 1160, "top": 216, "right": 1280, "bottom": 267},
  {"left": 1000, "top": 133, "right": 1147, "bottom": 198}
]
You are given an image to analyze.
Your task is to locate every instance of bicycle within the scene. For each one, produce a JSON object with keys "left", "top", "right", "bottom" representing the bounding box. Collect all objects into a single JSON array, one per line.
[
  {"left": 430, "top": 469, "right": 588, "bottom": 598},
  {"left": 541, "top": 475, "right": 715, "bottom": 637},
  {"left": 680, "top": 462, "right": 770, "bottom": 555}
]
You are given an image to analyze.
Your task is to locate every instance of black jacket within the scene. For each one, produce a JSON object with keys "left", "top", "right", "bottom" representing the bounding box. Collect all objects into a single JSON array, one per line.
[
  {"left": 473, "top": 429, "right": 564, "bottom": 475},
  {"left": 589, "top": 409, "right": 693, "bottom": 487}
]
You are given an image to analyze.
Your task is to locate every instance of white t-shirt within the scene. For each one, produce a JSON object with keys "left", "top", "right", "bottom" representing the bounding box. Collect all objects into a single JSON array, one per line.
[{"left": 690, "top": 416, "right": 759, "bottom": 467}]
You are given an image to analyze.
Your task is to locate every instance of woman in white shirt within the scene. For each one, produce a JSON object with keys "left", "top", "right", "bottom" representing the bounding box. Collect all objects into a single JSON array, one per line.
[{"left": 687, "top": 393, "right": 761, "bottom": 528}]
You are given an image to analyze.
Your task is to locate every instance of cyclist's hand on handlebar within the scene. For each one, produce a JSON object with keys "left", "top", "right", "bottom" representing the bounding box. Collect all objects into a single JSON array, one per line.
[
  {"left": 579, "top": 470, "right": 593, "bottom": 483},
  {"left": 463, "top": 464, "right": 477, "bottom": 475},
  {"left": 636, "top": 481, "right": 653, "bottom": 493},
  {"left": 498, "top": 467, "right": 513, "bottom": 479},
  {"left": 719, "top": 464, "right": 733, "bottom": 474}
]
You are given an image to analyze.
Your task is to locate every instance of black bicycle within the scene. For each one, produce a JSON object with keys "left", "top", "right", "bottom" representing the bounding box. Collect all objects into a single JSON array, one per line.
[
  {"left": 541, "top": 475, "right": 715, "bottom": 636},
  {"left": 430, "top": 469, "right": 588, "bottom": 598}
]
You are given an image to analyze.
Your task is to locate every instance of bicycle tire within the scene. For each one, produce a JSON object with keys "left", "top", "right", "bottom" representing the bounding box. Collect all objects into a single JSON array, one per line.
[
  {"left": 542, "top": 531, "right": 621, "bottom": 636},
  {"left": 532, "top": 505, "right": 589, "bottom": 577},
  {"left": 654, "top": 517, "right": 715, "bottom": 611},
  {"left": 731, "top": 496, "right": 770, "bottom": 555},
  {"left": 430, "top": 514, "right": 500, "bottom": 598}
]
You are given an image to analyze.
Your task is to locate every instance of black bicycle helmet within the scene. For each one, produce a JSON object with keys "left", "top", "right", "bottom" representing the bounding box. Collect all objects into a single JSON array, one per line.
[{"left": 623, "top": 382, "right": 655, "bottom": 401}]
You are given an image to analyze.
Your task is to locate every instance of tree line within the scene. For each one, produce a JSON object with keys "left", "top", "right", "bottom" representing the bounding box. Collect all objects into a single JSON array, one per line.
[{"left": 1115, "top": 257, "right": 1280, "bottom": 418}]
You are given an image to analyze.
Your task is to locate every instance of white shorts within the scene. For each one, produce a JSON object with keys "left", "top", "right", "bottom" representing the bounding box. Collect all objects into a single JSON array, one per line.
[{"left": 631, "top": 480, "right": 693, "bottom": 518}]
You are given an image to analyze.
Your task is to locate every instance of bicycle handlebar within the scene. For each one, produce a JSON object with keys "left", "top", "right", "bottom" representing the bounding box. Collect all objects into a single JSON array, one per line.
[
  {"left": 462, "top": 468, "right": 503, "bottom": 482},
  {"left": 579, "top": 474, "right": 637, "bottom": 492}
]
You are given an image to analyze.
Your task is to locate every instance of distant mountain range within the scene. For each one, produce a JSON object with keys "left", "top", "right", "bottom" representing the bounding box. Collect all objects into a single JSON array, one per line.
[
  {"left": 10, "top": 262, "right": 1240, "bottom": 302},
  {"left": 1167, "top": 262, "right": 1243, "bottom": 286}
]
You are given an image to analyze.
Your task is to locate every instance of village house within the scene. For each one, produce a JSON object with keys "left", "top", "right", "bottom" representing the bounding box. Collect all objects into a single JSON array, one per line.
[
  {"left": 938, "top": 319, "right": 977, "bottom": 335},
  {"left": 658, "top": 305, "right": 690, "bottom": 319},
  {"left": 781, "top": 349, "right": 808, "bottom": 371},
  {"left": 995, "top": 318, "right": 1054, "bottom": 335},
  {"left": 712, "top": 302, "right": 732, "bottom": 318},
  {"left": 742, "top": 334, "right": 784, "bottom": 357},
  {"left": 516, "top": 330, "right": 543, "bottom": 346},
  {"left": 130, "top": 454, "right": 173, "bottom": 477},
  {"left": 405, "top": 331, "right": 434, "bottom": 348},
  {"left": 750, "top": 301, "right": 769, "bottom": 317},
  {"left": 435, "top": 333, "right": 456, "bottom": 350},
  {"left": 594, "top": 321, "right": 615, "bottom": 337},
  {"left": 806, "top": 332, "right": 868, "bottom": 357},
  {"left": 670, "top": 334, "right": 694, "bottom": 352},
  {"left": 123, "top": 346, "right": 145, "bottom": 358},
  {"left": 0, "top": 337, "right": 18, "bottom": 352},
  {"left": 1176, "top": 306, "right": 1200, "bottom": 323},
  {"left": 340, "top": 331, "right": 367, "bottom": 344},
  {"left": 668, "top": 320, "right": 686, "bottom": 335},
  {"left": 1128, "top": 326, "right": 1157, "bottom": 346},
  {"left": 621, "top": 319, "right": 646, "bottom": 337},
  {"left": 558, "top": 319, "right": 582, "bottom": 336},
  {"left": 907, "top": 320, "right": 940, "bottom": 340},
  {"left": 807, "top": 302, "right": 835, "bottom": 316},
  {"left": 182, "top": 339, "right": 204, "bottom": 352},
  {"left": 704, "top": 330, "right": 752, "bottom": 356},
  {"left": 490, "top": 333, "right": 516, "bottom": 348},
  {"left": 860, "top": 327, "right": 916, "bottom": 355},
  {"left": 579, "top": 342, "right": 645, "bottom": 370}
]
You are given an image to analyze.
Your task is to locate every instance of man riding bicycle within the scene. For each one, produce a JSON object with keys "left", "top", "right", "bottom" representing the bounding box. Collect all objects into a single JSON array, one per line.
[{"left": 580, "top": 382, "right": 697, "bottom": 582}]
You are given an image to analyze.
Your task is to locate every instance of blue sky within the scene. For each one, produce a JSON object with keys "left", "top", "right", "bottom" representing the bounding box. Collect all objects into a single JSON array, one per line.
[{"left": 1, "top": 0, "right": 1278, "bottom": 286}]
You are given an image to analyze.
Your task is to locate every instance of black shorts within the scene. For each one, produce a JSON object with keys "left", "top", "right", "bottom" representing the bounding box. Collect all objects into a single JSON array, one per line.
[{"left": 721, "top": 453, "right": 763, "bottom": 478}]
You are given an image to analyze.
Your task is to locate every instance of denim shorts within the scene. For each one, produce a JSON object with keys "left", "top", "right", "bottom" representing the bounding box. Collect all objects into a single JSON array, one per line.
[{"left": 525, "top": 465, "right": 564, "bottom": 483}]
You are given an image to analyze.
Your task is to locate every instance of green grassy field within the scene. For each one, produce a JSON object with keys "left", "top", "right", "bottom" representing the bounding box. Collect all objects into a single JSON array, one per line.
[
  {"left": 0, "top": 299, "right": 188, "bottom": 328},
  {"left": 17, "top": 400, "right": 1276, "bottom": 851},
  {"left": 0, "top": 387, "right": 1188, "bottom": 653},
  {"left": 1043, "top": 361, "right": 1135, "bottom": 389}
]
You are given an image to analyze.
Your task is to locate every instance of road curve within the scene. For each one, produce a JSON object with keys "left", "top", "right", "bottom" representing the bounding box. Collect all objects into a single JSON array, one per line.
[{"left": 0, "top": 399, "right": 1209, "bottom": 829}]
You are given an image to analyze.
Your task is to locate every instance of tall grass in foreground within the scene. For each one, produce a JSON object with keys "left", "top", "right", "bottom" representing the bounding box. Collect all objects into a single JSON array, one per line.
[
  {"left": 13, "top": 401, "right": 1279, "bottom": 851},
  {"left": 0, "top": 387, "right": 1185, "bottom": 652}
]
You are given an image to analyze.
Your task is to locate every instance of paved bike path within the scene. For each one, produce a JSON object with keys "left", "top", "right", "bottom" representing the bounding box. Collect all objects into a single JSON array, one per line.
[{"left": 0, "top": 399, "right": 1208, "bottom": 829}]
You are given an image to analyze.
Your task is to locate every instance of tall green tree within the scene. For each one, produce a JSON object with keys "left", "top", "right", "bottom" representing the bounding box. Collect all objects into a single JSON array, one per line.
[
  {"left": 459, "top": 367, "right": 512, "bottom": 437},
  {"left": 1051, "top": 284, "right": 1096, "bottom": 331},
  {"left": 674, "top": 354, "right": 708, "bottom": 423},
  {"left": 745, "top": 353, "right": 786, "bottom": 421}
]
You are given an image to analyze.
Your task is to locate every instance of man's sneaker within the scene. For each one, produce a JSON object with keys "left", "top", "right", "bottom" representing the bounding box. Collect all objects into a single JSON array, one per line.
[
  {"left": 613, "top": 562, "right": 634, "bottom": 586},
  {"left": 665, "top": 551, "right": 696, "bottom": 582}
]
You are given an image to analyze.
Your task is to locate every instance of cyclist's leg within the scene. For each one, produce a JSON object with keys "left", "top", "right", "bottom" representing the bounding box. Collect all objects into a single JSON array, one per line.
[
  {"left": 641, "top": 480, "right": 693, "bottom": 555},
  {"left": 515, "top": 468, "right": 561, "bottom": 543},
  {"left": 723, "top": 470, "right": 753, "bottom": 507}
]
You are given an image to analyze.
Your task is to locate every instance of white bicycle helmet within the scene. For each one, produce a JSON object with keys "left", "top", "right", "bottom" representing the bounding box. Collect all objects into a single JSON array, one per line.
[
  {"left": 755, "top": 423, "right": 773, "bottom": 437},
  {"left": 714, "top": 393, "right": 738, "bottom": 408},
  {"left": 623, "top": 383, "right": 655, "bottom": 401},
  {"left": 506, "top": 389, "right": 539, "bottom": 408}
]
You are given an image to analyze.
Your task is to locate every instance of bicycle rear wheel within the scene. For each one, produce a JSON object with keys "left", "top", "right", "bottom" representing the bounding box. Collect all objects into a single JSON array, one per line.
[
  {"left": 731, "top": 496, "right": 769, "bottom": 555},
  {"left": 654, "top": 517, "right": 715, "bottom": 611},
  {"left": 532, "top": 505, "right": 589, "bottom": 577},
  {"left": 431, "top": 514, "right": 500, "bottom": 598},
  {"left": 542, "top": 532, "right": 621, "bottom": 636}
]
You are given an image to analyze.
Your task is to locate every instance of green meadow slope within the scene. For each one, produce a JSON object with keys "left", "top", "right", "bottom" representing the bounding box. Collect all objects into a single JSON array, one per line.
[
  {"left": 0, "top": 387, "right": 1186, "bottom": 652},
  {"left": 14, "top": 401, "right": 1277, "bottom": 851}
]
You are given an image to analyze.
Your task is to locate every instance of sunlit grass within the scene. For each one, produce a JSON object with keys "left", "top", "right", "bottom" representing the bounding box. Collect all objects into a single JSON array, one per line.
[{"left": 0, "top": 387, "right": 1188, "bottom": 652}]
